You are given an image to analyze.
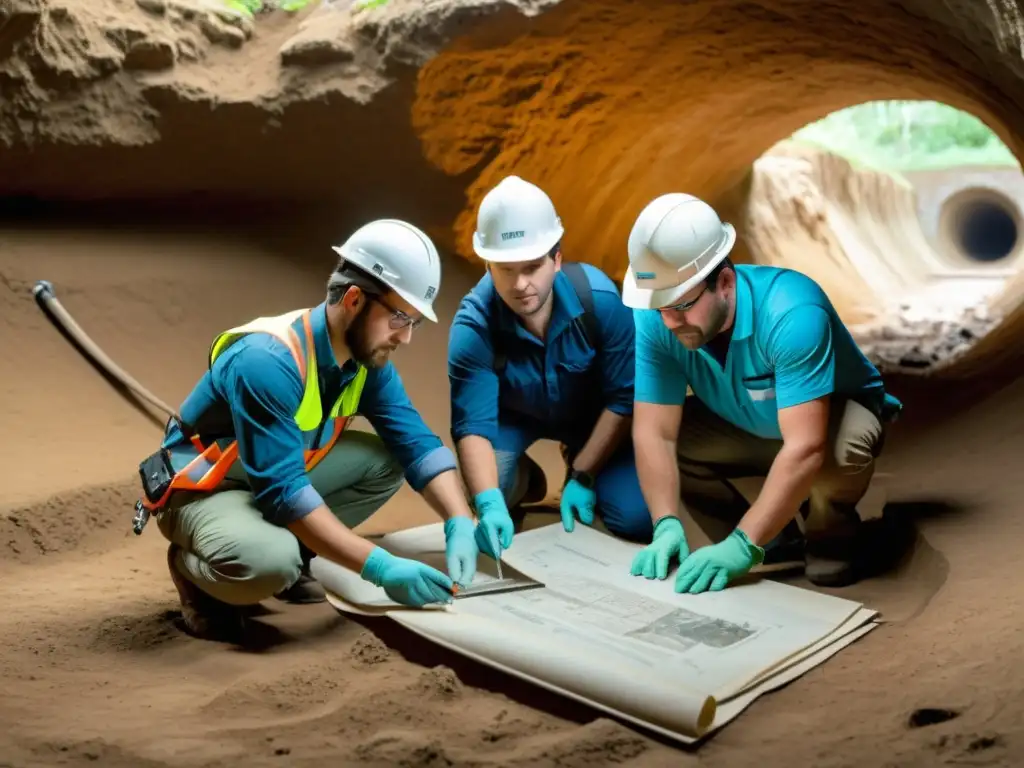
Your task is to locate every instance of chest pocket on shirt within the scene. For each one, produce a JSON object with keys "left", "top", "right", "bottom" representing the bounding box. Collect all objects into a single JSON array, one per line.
[
  {"left": 554, "top": 325, "right": 600, "bottom": 401},
  {"left": 742, "top": 373, "right": 776, "bottom": 403},
  {"left": 554, "top": 352, "right": 599, "bottom": 408},
  {"left": 499, "top": 354, "right": 547, "bottom": 420}
]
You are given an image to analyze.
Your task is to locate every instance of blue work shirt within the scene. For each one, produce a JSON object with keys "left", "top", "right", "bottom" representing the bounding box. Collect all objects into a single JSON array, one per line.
[
  {"left": 162, "top": 301, "right": 456, "bottom": 526},
  {"left": 448, "top": 264, "right": 635, "bottom": 446},
  {"left": 634, "top": 264, "right": 902, "bottom": 440}
]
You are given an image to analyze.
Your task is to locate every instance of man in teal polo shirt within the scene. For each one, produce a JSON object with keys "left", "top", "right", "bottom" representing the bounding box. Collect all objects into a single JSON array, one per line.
[{"left": 621, "top": 192, "right": 902, "bottom": 592}]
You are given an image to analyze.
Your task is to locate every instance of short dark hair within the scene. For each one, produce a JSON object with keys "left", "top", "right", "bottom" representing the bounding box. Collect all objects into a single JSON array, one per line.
[
  {"left": 705, "top": 257, "right": 734, "bottom": 291},
  {"left": 326, "top": 260, "right": 389, "bottom": 306}
]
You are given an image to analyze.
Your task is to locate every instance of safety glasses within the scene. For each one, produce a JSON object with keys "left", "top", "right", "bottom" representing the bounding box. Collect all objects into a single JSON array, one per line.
[
  {"left": 660, "top": 284, "right": 707, "bottom": 313},
  {"left": 370, "top": 294, "right": 425, "bottom": 330}
]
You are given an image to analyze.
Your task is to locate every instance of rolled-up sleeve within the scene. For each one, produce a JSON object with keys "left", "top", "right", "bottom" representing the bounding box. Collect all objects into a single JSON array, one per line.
[
  {"left": 360, "top": 363, "right": 456, "bottom": 491},
  {"left": 447, "top": 305, "right": 500, "bottom": 443},
  {"left": 215, "top": 335, "right": 324, "bottom": 526},
  {"left": 592, "top": 289, "right": 636, "bottom": 416},
  {"left": 634, "top": 310, "right": 688, "bottom": 406}
]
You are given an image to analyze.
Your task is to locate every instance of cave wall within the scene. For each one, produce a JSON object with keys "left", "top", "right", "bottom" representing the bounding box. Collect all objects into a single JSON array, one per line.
[
  {"left": 3, "top": 0, "right": 1024, "bottom": 281},
  {"left": 411, "top": 0, "right": 1024, "bottom": 280}
]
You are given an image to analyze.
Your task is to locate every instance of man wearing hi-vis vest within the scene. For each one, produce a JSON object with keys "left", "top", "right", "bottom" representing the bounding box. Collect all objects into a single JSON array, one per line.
[
  {"left": 621, "top": 193, "right": 903, "bottom": 594},
  {"left": 136, "top": 219, "right": 480, "bottom": 641}
]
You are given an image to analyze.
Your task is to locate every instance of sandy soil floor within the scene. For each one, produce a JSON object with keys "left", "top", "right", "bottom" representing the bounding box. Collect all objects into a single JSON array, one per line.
[
  {"left": 0, "top": 207, "right": 1021, "bottom": 768},
  {"left": 3, "top": 0, "right": 1024, "bottom": 764}
]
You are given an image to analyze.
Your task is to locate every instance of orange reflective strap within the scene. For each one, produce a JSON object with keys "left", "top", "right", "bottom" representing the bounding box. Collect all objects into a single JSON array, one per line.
[
  {"left": 144, "top": 310, "right": 317, "bottom": 511},
  {"left": 303, "top": 417, "right": 348, "bottom": 472},
  {"left": 301, "top": 311, "right": 315, "bottom": 371}
]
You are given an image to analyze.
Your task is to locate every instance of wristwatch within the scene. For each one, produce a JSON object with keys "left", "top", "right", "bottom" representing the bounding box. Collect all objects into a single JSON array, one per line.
[{"left": 568, "top": 468, "right": 595, "bottom": 489}]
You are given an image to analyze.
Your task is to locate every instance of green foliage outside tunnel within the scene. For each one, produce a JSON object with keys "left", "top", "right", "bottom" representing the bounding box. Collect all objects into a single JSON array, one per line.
[
  {"left": 791, "top": 100, "right": 1020, "bottom": 174},
  {"left": 221, "top": 0, "right": 388, "bottom": 15}
]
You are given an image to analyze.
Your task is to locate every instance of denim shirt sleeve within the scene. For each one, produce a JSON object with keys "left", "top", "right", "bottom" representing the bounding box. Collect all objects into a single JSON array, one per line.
[
  {"left": 359, "top": 362, "right": 457, "bottom": 491},
  {"left": 447, "top": 302, "right": 500, "bottom": 444},
  {"left": 214, "top": 334, "right": 325, "bottom": 526},
  {"left": 591, "top": 287, "right": 636, "bottom": 416}
]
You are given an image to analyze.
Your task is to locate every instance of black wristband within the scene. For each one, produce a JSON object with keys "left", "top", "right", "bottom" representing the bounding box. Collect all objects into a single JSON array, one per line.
[{"left": 568, "top": 468, "right": 595, "bottom": 489}]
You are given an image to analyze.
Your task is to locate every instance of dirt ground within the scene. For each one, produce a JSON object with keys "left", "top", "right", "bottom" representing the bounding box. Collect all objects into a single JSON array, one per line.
[
  {"left": 0, "top": 204, "right": 1021, "bottom": 768},
  {"left": 2, "top": 0, "right": 1024, "bottom": 765}
]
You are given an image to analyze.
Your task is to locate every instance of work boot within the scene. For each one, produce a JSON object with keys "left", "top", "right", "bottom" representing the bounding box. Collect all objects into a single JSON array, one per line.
[
  {"left": 755, "top": 519, "right": 806, "bottom": 574},
  {"left": 804, "top": 522, "right": 861, "bottom": 588},
  {"left": 166, "top": 544, "right": 245, "bottom": 641},
  {"left": 274, "top": 571, "right": 326, "bottom": 604}
]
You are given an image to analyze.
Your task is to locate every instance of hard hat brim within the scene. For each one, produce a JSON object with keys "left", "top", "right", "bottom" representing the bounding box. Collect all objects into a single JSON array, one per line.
[
  {"left": 472, "top": 226, "right": 564, "bottom": 263},
  {"left": 621, "top": 223, "right": 736, "bottom": 310},
  {"left": 391, "top": 284, "right": 438, "bottom": 323},
  {"left": 330, "top": 246, "right": 439, "bottom": 323}
]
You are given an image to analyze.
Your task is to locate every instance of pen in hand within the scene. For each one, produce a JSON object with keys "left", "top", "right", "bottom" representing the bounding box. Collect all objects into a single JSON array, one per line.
[{"left": 491, "top": 530, "right": 504, "bottom": 581}]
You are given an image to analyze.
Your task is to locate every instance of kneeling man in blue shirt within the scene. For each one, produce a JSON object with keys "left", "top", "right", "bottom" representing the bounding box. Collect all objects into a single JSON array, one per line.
[
  {"left": 622, "top": 193, "right": 902, "bottom": 592},
  {"left": 448, "top": 176, "right": 652, "bottom": 560},
  {"left": 139, "top": 219, "right": 479, "bottom": 641}
]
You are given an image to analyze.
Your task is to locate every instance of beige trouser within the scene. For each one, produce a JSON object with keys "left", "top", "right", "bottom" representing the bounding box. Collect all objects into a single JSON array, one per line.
[
  {"left": 156, "top": 430, "right": 404, "bottom": 605},
  {"left": 675, "top": 396, "right": 886, "bottom": 542}
]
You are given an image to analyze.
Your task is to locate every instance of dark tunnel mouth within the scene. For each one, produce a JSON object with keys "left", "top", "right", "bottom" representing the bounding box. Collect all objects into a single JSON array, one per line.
[{"left": 939, "top": 188, "right": 1021, "bottom": 265}]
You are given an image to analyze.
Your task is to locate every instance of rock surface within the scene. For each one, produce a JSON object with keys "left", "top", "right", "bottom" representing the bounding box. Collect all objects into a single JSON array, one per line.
[
  {"left": 2, "top": 3, "right": 1024, "bottom": 767},
  {"left": 3, "top": 0, "right": 1024, "bottom": 375},
  {"left": 1, "top": 0, "right": 1023, "bottom": 233}
]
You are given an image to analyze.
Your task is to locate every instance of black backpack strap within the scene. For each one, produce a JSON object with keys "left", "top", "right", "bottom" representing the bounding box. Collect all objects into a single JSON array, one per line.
[
  {"left": 561, "top": 261, "right": 600, "bottom": 352},
  {"left": 490, "top": 289, "right": 508, "bottom": 374},
  {"left": 491, "top": 261, "right": 600, "bottom": 374}
]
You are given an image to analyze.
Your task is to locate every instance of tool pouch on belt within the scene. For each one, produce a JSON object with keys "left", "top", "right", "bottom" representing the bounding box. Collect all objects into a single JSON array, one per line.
[{"left": 138, "top": 448, "right": 175, "bottom": 506}]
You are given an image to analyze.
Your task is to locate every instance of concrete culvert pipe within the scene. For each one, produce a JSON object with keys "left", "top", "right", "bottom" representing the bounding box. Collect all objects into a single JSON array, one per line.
[{"left": 940, "top": 187, "right": 1022, "bottom": 265}]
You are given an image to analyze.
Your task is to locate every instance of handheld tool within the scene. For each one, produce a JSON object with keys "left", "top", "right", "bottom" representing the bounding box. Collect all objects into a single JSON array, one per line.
[
  {"left": 450, "top": 578, "right": 543, "bottom": 600},
  {"left": 33, "top": 280, "right": 181, "bottom": 537},
  {"left": 33, "top": 280, "right": 180, "bottom": 422},
  {"left": 491, "top": 530, "right": 504, "bottom": 581}
]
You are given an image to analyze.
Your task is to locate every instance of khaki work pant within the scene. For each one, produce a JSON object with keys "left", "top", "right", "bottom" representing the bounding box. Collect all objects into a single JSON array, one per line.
[
  {"left": 675, "top": 396, "right": 886, "bottom": 541},
  {"left": 157, "top": 430, "right": 404, "bottom": 606}
]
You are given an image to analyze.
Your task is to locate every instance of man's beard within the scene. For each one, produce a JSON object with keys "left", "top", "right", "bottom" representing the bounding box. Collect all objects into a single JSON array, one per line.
[
  {"left": 673, "top": 296, "right": 728, "bottom": 350},
  {"left": 345, "top": 307, "right": 391, "bottom": 369},
  {"left": 672, "top": 327, "right": 707, "bottom": 349}
]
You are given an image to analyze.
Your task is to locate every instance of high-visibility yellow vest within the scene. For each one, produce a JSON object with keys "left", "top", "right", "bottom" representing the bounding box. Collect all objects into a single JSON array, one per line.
[{"left": 142, "top": 307, "right": 367, "bottom": 510}]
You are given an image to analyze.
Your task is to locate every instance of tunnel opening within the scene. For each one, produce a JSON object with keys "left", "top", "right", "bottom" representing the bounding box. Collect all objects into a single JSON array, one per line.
[
  {"left": 940, "top": 188, "right": 1021, "bottom": 264},
  {"left": 787, "top": 99, "right": 1020, "bottom": 176},
  {"left": 748, "top": 99, "right": 1022, "bottom": 377}
]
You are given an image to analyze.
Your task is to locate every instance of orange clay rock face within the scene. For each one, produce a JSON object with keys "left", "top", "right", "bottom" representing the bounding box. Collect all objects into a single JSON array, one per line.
[
  {"left": 1, "top": 0, "right": 1022, "bottom": 211},
  {"left": 410, "top": 0, "right": 1024, "bottom": 280},
  {"left": 3, "top": 0, "right": 1024, "bottom": 374}
]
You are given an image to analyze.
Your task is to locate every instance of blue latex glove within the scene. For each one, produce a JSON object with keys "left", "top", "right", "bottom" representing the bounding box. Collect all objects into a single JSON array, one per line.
[
  {"left": 630, "top": 516, "right": 689, "bottom": 580},
  {"left": 559, "top": 478, "right": 596, "bottom": 532},
  {"left": 360, "top": 547, "right": 454, "bottom": 607},
  {"left": 473, "top": 487, "right": 514, "bottom": 559},
  {"left": 444, "top": 516, "right": 478, "bottom": 587},
  {"left": 674, "top": 528, "right": 765, "bottom": 594}
]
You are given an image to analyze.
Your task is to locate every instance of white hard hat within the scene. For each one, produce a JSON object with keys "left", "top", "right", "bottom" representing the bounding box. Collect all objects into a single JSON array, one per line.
[
  {"left": 472, "top": 175, "right": 565, "bottom": 263},
  {"left": 621, "top": 193, "right": 736, "bottom": 310},
  {"left": 331, "top": 218, "right": 442, "bottom": 322}
]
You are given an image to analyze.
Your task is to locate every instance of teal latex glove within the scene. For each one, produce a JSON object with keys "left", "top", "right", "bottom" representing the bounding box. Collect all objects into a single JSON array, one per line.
[
  {"left": 360, "top": 547, "right": 454, "bottom": 607},
  {"left": 473, "top": 487, "right": 514, "bottom": 559},
  {"left": 559, "top": 478, "right": 596, "bottom": 532},
  {"left": 674, "top": 528, "right": 765, "bottom": 594},
  {"left": 630, "top": 516, "right": 689, "bottom": 580},
  {"left": 444, "top": 516, "right": 478, "bottom": 587}
]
